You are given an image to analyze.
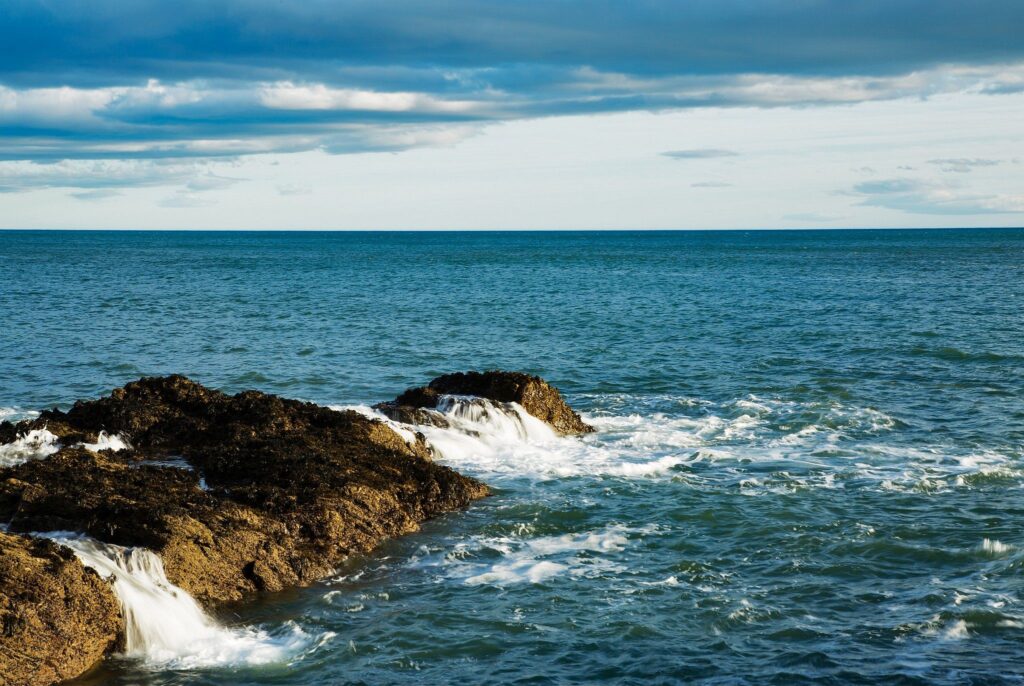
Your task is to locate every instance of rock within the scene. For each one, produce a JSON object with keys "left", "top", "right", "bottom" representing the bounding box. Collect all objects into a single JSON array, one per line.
[
  {"left": 0, "top": 376, "right": 488, "bottom": 607},
  {"left": 376, "top": 371, "right": 594, "bottom": 435},
  {"left": 0, "top": 531, "right": 120, "bottom": 686}
]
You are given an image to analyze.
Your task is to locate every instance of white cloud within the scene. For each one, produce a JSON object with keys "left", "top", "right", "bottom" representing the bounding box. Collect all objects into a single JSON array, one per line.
[
  {"left": 928, "top": 158, "right": 1002, "bottom": 173},
  {"left": 258, "top": 82, "right": 480, "bottom": 113},
  {"left": 851, "top": 178, "right": 1024, "bottom": 215},
  {"left": 159, "top": 191, "right": 217, "bottom": 208}
]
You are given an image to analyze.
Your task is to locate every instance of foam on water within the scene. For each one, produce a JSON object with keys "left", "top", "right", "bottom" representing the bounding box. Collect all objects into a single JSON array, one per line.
[
  {"left": 0, "top": 407, "right": 39, "bottom": 423},
  {"left": 371, "top": 392, "right": 1021, "bottom": 495},
  {"left": 402, "top": 524, "right": 643, "bottom": 587},
  {"left": 42, "top": 533, "right": 327, "bottom": 669},
  {"left": 0, "top": 428, "right": 61, "bottom": 467}
]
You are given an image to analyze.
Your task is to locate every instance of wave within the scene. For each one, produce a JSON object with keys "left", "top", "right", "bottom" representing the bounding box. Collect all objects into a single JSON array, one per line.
[
  {"left": 0, "top": 428, "right": 61, "bottom": 467},
  {"left": 0, "top": 428, "right": 132, "bottom": 468},
  {"left": 78, "top": 431, "right": 131, "bottom": 453},
  {"left": 41, "top": 532, "right": 330, "bottom": 670},
  {"left": 0, "top": 407, "right": 39, "bottom": 423},
  {"left": 337, "top": 393, "right": 1020, "bottom": 494}
]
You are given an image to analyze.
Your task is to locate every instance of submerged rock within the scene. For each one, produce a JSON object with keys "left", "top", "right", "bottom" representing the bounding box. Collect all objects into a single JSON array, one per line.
[
  {"left": 377, "top": 370, "right": 594, "bottom": 435},
  {"left": 0, "top": 531, "right": 120, "bottom": 686},
  {"left": 0, "top": 375, "right": 487, "bottom": 610}
]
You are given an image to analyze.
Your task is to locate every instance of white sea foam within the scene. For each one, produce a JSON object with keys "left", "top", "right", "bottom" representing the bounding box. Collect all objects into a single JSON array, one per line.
[
  {"left": 359, "top": 391, "right": 1019, "bottom": 493},
  {"left": 0, "top": 407, "right": 39, "bottom": 423},
  {"left": 43, "top": 533, "right": 326, "bottom": 669},
  {"left": 943, "top": 619, "right": 971, "bottom": 640},
  {"left": 0, "top": 428, "right": 61, "bottom": 467},
  {"left": 79, "top": 431, "right": 131, "bottom": 453},
  {"left": 401, "top": 524, "right": 644, "bottom": 587},
  {"left": 370, "top": 395, "right": 699, "bottom": 480}
]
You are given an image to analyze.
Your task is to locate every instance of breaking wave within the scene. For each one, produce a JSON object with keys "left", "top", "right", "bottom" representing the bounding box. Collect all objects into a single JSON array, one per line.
[
  {"left": 78, "top": 431, "right": 131, "bottom": 453},
  {"left": 351, "top": 393, "right": 1019, "bottom": 494},
  {"left": 0, "top": 428, "right": 61, "bottom": 467}
]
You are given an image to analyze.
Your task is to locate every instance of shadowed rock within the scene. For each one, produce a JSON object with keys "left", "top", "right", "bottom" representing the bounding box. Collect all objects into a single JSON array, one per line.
[
  {"left": 0, "top": 531, "right": 120, "bottom": 686},
  {"left": 376, "top": 370, "right": 594, "bottom": 435}
]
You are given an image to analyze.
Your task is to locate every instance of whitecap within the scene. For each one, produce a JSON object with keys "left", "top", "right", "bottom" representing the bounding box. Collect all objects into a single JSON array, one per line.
[{"left": 980, "top": 538, "right": 1013, "bottom": 555}]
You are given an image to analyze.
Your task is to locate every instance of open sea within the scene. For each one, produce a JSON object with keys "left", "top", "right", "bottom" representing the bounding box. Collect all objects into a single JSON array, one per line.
[{"left": 1, "top": 228, "right": 1023, "bottom": 685}]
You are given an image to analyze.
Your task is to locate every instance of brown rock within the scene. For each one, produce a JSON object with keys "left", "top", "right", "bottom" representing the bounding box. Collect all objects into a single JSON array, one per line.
[
  {"left": 376, "top": 370, "right": 594, "bottom": 435},
  {"left": 0, "top": 531, "right": 120, "bottom": 686},
  {"left": 0, "top": 376, "right": 488, "bottom": 608}
]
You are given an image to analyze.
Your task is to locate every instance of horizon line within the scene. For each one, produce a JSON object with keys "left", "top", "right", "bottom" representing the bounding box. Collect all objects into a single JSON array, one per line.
[{"left": 2, "top": 227, "right": 1023, "bottom": 233}]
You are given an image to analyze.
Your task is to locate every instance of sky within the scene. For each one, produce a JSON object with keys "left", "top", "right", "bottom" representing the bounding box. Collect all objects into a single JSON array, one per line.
[{"left": 1, "top": 0, "right": 1023, "bottom": 229}]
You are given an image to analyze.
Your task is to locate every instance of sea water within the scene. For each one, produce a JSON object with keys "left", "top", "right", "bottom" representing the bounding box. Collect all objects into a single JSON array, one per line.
[{"left": 0, "top": 229, "right": 1022, "bottom": 684}]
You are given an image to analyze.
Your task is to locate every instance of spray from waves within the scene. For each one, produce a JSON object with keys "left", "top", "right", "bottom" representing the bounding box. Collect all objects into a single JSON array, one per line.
[
  {"left": 0, "top": 426, "right": 132, "bottom": 468},
  {"left": 78, "top": 431, "right": 131, "bottom": 453},
  {"left": 42, "top": 533, "right": 330, "bottom": 669},
  {"left": 0, "top": 428, "right": 61, "bottom": 467},
  {"left": 340, "top": 396, "right": 685, "bottom": 480}
]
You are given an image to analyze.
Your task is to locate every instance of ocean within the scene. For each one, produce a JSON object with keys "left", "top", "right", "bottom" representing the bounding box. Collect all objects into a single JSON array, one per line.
[{"left": 1, "top": 229, "right": 1022, "bottom": 685}]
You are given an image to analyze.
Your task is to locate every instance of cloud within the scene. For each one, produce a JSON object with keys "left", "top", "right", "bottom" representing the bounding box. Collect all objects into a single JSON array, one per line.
[
  {"left": 4, "top": 1, "right": 1024, "bottom": 85},
  {"left": 276, "top": 183, "right": 311, "bottom": 196},
  {"left": 0, "top": 159, "right": 236, "bottom": 193},
  {"left": 159, "top": 191, "right": 217, "bottom": 208},
  {"left": 783, "top": 212, "right": 845, "bottom": 223},
  {"left": 691, "top": 181, "right": 733, "bottom": 188},
  {"left": 0, "top": 0, "right": 1023, "bottom": 189},
  {"left": 186, "top": 174, "right": 243, "bottom": 191},
  {"left": 850, "top": 177, "right": 1024, "bottom": 215},
  {"left": 70, "top": 189, "right": 122, "bottom": 201},
  {"left": 663, "top": 149, "right": 738, "bottom": 160},
  {"left": 927, "top": 158, "right": 1002, "bottom": 173}
]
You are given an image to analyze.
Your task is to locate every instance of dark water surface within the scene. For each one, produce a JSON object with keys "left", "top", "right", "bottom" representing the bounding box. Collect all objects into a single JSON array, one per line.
[{"left": 1, "top": 229, "right": 1023, "bottom": 684}]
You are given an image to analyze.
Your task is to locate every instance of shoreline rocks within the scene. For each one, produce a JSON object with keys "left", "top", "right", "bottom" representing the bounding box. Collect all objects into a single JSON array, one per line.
[
  {"left": 376, "top": 370, "right": 594, "bottom": 435},
  {"left": 0, "top": 370, "right": 589, "bottom": 685},
  {"left": 0, "top": 532, "right": 121, "bottom": 686}
]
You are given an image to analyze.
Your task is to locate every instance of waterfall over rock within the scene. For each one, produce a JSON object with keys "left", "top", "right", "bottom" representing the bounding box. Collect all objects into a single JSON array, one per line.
[{"left": 49, "top": 534, "right": 314, "bottom": 669}]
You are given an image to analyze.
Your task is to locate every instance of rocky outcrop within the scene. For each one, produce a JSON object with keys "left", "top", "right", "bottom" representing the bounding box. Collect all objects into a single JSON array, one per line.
[
  {"left": 0, "top": 371, "right": 589, "bottom": 684},
  {"left": 377, "top": 370, "right": 594, "bottom": 435},
  {"left": 0, "top": 531, "right": 120, "bottom": 686},
  {"left": 0, "top": 376, "right": 487, "bottom": 607}
]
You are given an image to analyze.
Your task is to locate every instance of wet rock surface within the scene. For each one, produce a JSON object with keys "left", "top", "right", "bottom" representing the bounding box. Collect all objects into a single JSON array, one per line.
[
  {"left": 0, "top": 371, "right": 591, "bottom": 684},
  {"left": 377, "top": 370, "right": 594, "bottom": 435},
  {"left": 0, "top": 376, "right": 488, "bottom": 608},
  {"left": 0, "top": 531, "right": 120, "bottom": 686}
]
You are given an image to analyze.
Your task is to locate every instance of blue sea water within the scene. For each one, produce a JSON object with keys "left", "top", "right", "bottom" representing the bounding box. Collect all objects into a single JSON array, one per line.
[{"left": 1, "top": 228, "right": 1023, "bottom": 685}]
